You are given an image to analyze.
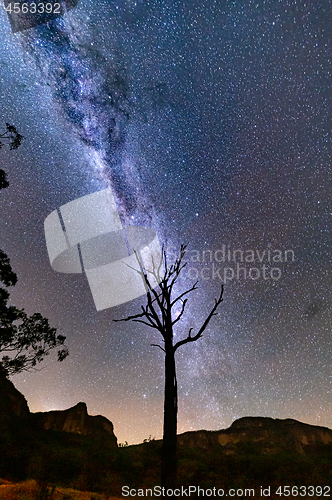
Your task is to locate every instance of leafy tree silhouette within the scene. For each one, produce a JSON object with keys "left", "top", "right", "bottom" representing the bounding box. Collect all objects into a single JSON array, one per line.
[
  {"left": 0, "top": 123, "right": 24, "bottom": 190},
  {"left": 115, "top": 244, "right": 224, "bottom": 488},
  {"left": 0, "top": 124, "right": 68, "bottom": 376}
]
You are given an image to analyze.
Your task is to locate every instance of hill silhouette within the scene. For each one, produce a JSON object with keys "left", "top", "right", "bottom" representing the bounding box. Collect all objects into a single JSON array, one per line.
[{"left": 1, "top": 373, "right": 331, "bottom": 497}]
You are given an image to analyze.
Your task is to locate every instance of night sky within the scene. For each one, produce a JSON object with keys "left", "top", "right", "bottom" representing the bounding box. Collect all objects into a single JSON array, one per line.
[{"left": 0, "top": 0, "right": 331, "bottom": 445}]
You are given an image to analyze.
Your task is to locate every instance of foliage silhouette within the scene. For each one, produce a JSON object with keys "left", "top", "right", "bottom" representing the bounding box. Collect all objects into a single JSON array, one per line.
[
  {"left": 0, "top": 123, "right": 24, "bottom": 189},
  {"left": 0, "top": 124, "right": 68, "bottom": 376},
  {"left": 0, "top": 123, "right": 24, "bottom": 150}
]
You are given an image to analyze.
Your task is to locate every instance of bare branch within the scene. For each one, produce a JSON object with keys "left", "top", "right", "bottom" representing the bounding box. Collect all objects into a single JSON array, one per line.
[
  {"left": 174, "top": 285, "right": 224, "bottom": 352},
  {"left": 167, "top": 244, "right": 187, "bottom": 286},
  {"left": 132, "top": 319, "right": 160, "bottom": 328},
  {"left": 170, "top": 281, "right": 198, "bottom": 308},
  {"left": 114, "top": 310, "right": 147, "bottom": 323},
  {"left": 144, "top": 249, "right": 164, "bottom": 284},
  {"left": 132, "top": 250, "right": 166, "bottom": 332},
  {"left": 114, "top": 245, "right": 224, "bottom": 360},
  {"left": 146, "top": 289, "right": 165, "bottom": 333},
  {"left": 171, "top": 298, "right": 188, "bottom": 326},
  {"left": 151, "top": 343, "right": 166, "bottom": 353},
  {"left": 114, "top": 305, "right": 160, "bottom": 330}
]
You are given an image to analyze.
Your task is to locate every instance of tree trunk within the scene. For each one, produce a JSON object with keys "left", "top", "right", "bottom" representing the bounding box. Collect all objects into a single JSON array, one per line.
[{"left": 161, "top": 342, "right": 177, "bottom": 489}]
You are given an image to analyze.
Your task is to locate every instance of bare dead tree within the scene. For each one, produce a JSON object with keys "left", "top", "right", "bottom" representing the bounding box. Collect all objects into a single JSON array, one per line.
[{"left": 115, "top": 244, "right": 224, "bottom": 488}]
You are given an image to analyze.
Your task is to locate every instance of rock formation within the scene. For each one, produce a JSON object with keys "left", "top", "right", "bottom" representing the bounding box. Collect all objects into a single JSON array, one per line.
[
  {"left": 0, "top": 371, "right": 29, "bottom": 419},
  {"left": 0, "top": 371, "right": 117, "bottom": 447},
  {"left": 1, "top": 371, "right": 332, "bottom": 458},
  {"left": 177, "top": 416, "right": 332, "bottom": 455},
  {"left": 31, "top": 402, "right": 117, "bottom": 445}
]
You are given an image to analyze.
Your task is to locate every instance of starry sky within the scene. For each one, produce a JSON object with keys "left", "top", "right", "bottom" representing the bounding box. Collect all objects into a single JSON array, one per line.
[{"left": 0, "top": 0, "right": 331, "bottom": 445}]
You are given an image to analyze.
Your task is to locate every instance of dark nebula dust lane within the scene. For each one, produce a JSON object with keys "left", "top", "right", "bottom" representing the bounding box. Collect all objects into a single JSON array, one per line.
[{"left": 21, "top": 14, "right": 155, "bottom": 227}]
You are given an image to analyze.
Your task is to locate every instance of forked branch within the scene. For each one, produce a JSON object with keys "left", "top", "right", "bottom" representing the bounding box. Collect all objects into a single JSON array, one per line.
[
  {"left": 173, "top": 285, "right": 224, "bottom": 352},
  {"left": 114, "top": 245, "right": 224, "bottom": 355}
]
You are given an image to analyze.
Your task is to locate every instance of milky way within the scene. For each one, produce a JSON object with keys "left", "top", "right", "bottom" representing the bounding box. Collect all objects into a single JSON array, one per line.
[
  {"left": 0, "top": 0, "right": 331, "bottom": 445},
  {"left": 21, "top": 13, "right": 154, "bottom": 226}
]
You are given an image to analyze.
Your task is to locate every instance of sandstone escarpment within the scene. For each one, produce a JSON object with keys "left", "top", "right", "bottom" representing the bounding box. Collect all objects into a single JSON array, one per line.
[
  {"left": 177, "top": 416, "right": 332, "bottom": 455},
  {"left": 0, "top": 371, "right": 30, "bottom": 419},
  {"left": 0, "top": 372, "right": 117, "bottom": 447},
  {"left": 31, "top": 402, "right": 117, "bottom": 445}
]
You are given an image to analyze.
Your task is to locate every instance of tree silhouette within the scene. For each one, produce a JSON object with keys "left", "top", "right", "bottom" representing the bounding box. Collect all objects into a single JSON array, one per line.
[
  {"left": 0, "top": 123, "right": 24, "bottom": 150},
  {"left": 0, "top": 125, "right": 68, "bottom": 376},
  {"left": 0, "top": 123, "right": 24, "bottom": 190},
  {"left": 115, "top": 244, "right": 224, "bottom": 487}
]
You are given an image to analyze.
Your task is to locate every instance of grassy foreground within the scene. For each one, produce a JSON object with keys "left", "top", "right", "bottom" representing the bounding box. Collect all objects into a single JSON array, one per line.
[{"left": 0, "top": 479, "right": 116, "bottom": 500}]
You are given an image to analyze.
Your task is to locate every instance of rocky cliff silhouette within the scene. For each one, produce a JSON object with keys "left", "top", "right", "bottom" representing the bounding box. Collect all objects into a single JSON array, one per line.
[
  {"left": 177, "top": 416, "right": 332, "bottom": 455},
  {"left": 1, "top": 372, "right": 332, "bottom": 495},
  {"left": 0, "top": 371, "right": 117, "bottom": 446},
  {"left": 2, "top": 371, "right": 332, "bottom": 455}
]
